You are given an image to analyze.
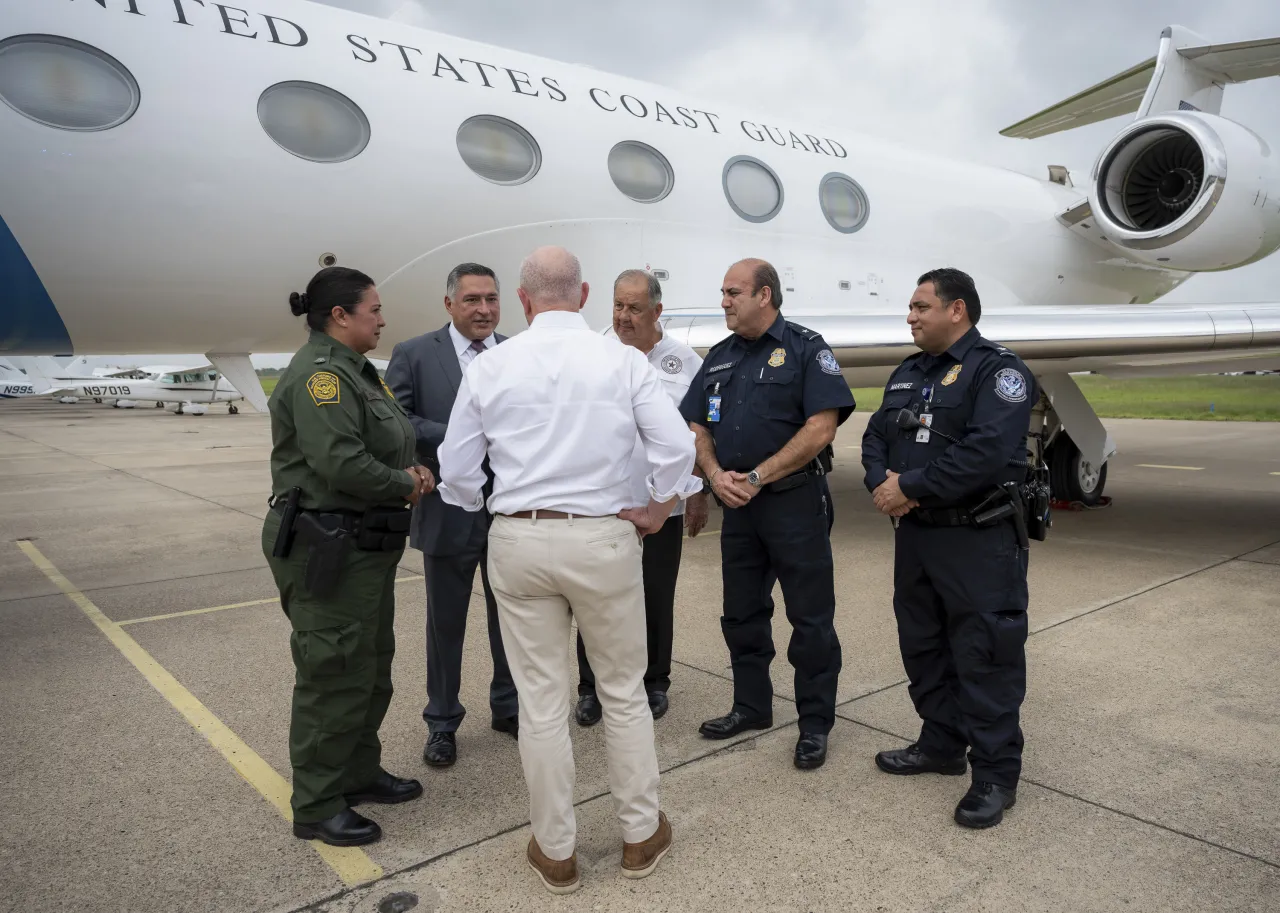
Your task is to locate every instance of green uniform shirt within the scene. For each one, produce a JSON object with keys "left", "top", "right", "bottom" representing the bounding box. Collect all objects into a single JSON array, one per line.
[{"left": 268, "top": 330, "right": 417, "bottom": 511}]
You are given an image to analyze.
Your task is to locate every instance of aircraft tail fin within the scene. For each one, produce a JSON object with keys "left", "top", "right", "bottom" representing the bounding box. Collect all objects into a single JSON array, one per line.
[
  {"left": 1001, "top": 26, "right": 1280, "bottom": 138},
  {"left": 12, "top": 357, "right": 59, "bottom": 394}
]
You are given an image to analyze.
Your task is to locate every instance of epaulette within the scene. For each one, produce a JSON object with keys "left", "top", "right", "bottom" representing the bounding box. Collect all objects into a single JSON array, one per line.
[
  {"left": 975, "top": 337, "right": 1017, "bottom": 357},
  {"left": 785, "top": 320, "right": 821, "bottom": 341}
]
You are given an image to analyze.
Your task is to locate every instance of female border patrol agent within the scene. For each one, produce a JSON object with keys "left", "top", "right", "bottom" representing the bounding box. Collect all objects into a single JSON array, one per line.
[
  {"left": 679, "top": 258, "right": 854, "bottom": 771},
  {"left": 861, "top": 268, "right": 1037, "bottom": 830},
  {"left": 263, "top": 267, "right": 434, "bottom": 847}
]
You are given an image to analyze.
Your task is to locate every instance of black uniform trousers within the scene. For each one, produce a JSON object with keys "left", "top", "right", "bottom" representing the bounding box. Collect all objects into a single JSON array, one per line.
[
  {"left": 577, "top": 513, "right": 683, "bottom": 694},
  {"left": 422, "top": 514, "right": 519, "bottom": 732},
  {"left": 721, "top": 476, "right": 842, "bottom": 735},
  {"left": 893, "top": 516, "right": 1028, "bottom": 788}
]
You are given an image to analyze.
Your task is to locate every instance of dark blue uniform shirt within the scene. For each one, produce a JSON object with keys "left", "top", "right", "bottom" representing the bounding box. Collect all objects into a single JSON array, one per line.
[
  {"left": 861, "top": 327, "right": 1036, "bottom": 508},
  {"left": 680, "top": 313, "right": 855, "bottom": 470}
]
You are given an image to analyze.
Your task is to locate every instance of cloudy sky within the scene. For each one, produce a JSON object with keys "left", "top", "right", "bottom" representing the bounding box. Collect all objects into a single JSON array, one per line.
[{"left": 316, "top": 0, "right": 1280, "bottom": 305}]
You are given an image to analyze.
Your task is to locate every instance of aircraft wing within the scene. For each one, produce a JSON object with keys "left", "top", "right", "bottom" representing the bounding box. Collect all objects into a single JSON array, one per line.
[{"left": 662, "top": 303, "right": 1280, "bottom": 378}]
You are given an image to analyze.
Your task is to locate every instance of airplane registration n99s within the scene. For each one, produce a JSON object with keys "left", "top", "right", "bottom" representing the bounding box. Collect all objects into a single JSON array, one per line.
[{"left": 1, "top": 0, "right": 1279, "bottom": 502}]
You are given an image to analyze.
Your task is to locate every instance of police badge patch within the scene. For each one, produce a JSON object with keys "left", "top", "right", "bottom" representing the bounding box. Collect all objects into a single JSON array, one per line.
[
  {"left": 817, "top": 349, "right": 841, "bottom": 375},
  {"left": 306, "top": 371, "right": 341, "bottom": 405},
  {"left": 941, "top": 364, "right": 962, "bottom": 386},
  {"left": 768, "top": 347, "right": 787, "bottom": 367},
  {"left": 994, "top": 367, "right": 1027, "bottom": 403},
  {"left": 661, "top": 355, "right": 683, "bottom": 374}
]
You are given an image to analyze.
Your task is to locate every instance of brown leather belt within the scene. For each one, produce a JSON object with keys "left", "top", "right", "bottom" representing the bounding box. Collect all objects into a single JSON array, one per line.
[{"left": 502, "top": 509, "right": 607, "bottom": 520}]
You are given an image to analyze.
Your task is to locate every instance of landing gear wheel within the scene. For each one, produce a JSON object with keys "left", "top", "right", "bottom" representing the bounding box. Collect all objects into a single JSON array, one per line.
[
  {"left": 1049, "top": 433, "right": 1107, "bottom": 506},
  {"left": 229, "top": 404, "right": 239, "bottom": 415},
  {"left": 176, "top": 403, "right": 184, "bottom": 415},
  {"left": 156, "top": 402, "right": 165, "bottom": 408}
]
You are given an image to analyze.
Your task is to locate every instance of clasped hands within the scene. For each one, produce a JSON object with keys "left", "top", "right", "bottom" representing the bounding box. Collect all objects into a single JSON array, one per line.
[
  {"left": 404, "top": 464, "right": 436, "bottom": 506},
  {"left": 872, "top": 470, "right": 918, "bottom": 518}
]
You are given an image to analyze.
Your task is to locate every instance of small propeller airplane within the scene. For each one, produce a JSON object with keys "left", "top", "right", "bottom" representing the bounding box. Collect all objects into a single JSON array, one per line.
[{"left": 11, "top": 357, "right": 247, "bottom": 414}]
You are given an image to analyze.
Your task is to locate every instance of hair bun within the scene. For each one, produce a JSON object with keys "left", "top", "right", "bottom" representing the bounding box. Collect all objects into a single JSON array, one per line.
[{"left": 288, "top": 291, "right": 308, "bottom": 317}]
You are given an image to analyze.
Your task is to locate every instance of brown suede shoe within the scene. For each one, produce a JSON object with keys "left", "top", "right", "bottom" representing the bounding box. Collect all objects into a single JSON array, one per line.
[
  {"left": 621, "top": 810, "right": 672, "bottom": 879},
  {"left": 527, "top": 837, "right": 580, "bottom": 894}
]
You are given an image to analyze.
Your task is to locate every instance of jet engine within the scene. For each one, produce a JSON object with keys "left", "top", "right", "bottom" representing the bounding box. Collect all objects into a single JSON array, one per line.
[{"left": 1090, "top": 112, "right": 1280, "bottom": 271}]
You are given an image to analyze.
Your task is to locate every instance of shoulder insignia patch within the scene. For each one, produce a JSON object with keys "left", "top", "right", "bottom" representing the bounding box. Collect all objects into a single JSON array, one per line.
[
  {"left": 661, "top": 354, "right": 683, "bottom": 375},
  {"left": 817, "top": 349, "right": 841, "bottom": 375},
  {"left": 768, "top": 347, "right": 787, "bottom": 367},
  {"left": 994, "top": 367, "right": 1028, "bottom": 403},
  {"left": 306, "top": 371, "right": 341, "bottom": 406},
  {"left": 941, "top": 364, "right": 963, "bottom": 386}
]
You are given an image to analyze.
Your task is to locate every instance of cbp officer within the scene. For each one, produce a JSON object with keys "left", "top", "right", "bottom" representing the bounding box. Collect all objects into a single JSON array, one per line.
[
  {"left": 679, "top": 258, "right": 854, "bottom": 770},
  {"left": 861, "top": 267, "right": 1036, "bottom": 829},
  {"left": 262, "top": 266, "right": 434, "bottom": 847}
]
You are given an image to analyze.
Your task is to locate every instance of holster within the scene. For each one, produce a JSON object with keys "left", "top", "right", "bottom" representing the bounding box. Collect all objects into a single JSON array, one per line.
[
  {"left": 292, "top": 512, "right": 351, "bottom": 599},
  {"left": 269, "top": 487, "right": 302, "bottom": 558},
  {"left": 968, "top": 484, "right": 1031, "bottom": 550}
]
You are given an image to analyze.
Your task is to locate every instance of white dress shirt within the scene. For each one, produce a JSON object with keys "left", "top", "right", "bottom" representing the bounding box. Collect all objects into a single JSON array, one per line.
[
  {"left": 624, "top": 332, "right": 703, "bottom": 516},
  {"left": 449, "top": 321, "right": 495, "bottom": 371},
  {"left": 438, "top": 310, "right": 699, "bottom": 516}
]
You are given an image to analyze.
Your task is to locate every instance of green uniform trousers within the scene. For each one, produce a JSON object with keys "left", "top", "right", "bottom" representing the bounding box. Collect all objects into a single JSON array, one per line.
[{"left": 261, "top": 510, "right": 403, "bottom": 823}]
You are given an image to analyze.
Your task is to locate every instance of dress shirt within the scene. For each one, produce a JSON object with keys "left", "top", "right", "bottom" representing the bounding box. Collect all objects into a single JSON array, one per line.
[
  {"left": 449, "top": 322, "right": 495, "bottom": 371},
  {"left": 438, "top": 310, "right": 699, "bottom": 516},
  {"left": 624, "top": 332, "right": 703, "bottom": 515}
]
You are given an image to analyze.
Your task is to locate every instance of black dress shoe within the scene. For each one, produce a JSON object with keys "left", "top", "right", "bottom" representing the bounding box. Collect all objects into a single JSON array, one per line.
[
  {"left": 492, "top": 714, "right": 519, "bottom": 739},
  {"left": 574, "top": 693, "right": 602, "bottom": 727},
  {"left": 293, "top": 808, "right": 381, "bottom": 847},
  {"left": 955, "top": 781, "right": 1017, "bottom": 829},
  {"left": 423, "top": 731, "right": 457, "bottom": 767},
  {"left": 647, "top": 690, "right": 669, "bottom": 720},
  {"left": 698, "top": 710, "right": 772, "bottom": 740},
  {"left": 794, "top": 732, "right": 828, "bottom": 770},
  {"left": 875, "top": 743, "right": 967, "bottom": 776},
  {"left": 344, "top": 771, "right": 423, "bottom": 806}
]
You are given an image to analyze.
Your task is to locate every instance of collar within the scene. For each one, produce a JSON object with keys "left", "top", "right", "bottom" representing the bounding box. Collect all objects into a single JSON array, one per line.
[
  {"left": 736, "top": 311, "right": 786, "bottom": 346},
  {"left": 449, "top": 322, "right": 494, "bottom": 355},
  {"left": 529, "top": 310, "right": 589, "bottom": 331},
  {"left": 944, "top": 326, "right": 981, "bottom": 361},
  {"left": 310, "top": 330, "right": 367, "bottom": 370},
  {"left": 640, "top": 327, "right": 668, "bottom": 359}
]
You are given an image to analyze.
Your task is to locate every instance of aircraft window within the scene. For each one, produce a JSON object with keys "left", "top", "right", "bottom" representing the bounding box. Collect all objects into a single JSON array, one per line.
[
  {"left": 722, "top": 156, "right": 783, "bottom": 222},
  {"left": 183, "top": 373, "right": 201, "bottom": 383},
  {"left": 0, "top": 34, "right": 140, "bottom": 132},
  {"left": 819, "top": 173, "right": 870, "bottom": 233},
  {"left": 257, "top": 81, "right": 370, "bottom": 163},
  {"left": 608, "top": 141, "right": 674, "bottom": 203},
  {"left": 161, "top": 374, "right": 176, "bottom": 384},
  {"left": 456, "top": 115, "right": 541, "bottom": 185}
]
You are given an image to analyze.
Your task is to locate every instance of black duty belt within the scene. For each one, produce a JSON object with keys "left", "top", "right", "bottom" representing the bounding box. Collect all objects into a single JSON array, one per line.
[
  {"left": 908, "top": 507, "right": 973, "bottom": 527},
  {"left": 270, "top": 498, "right": 409, "bottom": 552},
  {"left": 765, "top": 468, "right": 822, "bottom": 493}
]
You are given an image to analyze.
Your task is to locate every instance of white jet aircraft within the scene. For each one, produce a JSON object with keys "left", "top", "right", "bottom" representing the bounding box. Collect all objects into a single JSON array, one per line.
[
  {"left": 15, "top": 357, "right": 246, "bottom": 414},
  {"left": 1, "top": 0, "right": 1278, "bottom": 502}
]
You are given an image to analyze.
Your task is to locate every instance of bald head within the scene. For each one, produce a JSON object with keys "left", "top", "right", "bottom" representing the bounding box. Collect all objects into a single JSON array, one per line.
[
  {"left": 720, "top": 257, "right": 782, "bottom": 340},
  {"left": 518, "top": 246, "right": 587, "bottom": 316}
]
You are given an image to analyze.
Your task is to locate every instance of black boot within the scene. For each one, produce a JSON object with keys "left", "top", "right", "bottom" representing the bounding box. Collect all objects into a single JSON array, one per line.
[
  {"left": 954, "top": 781, "right": 1017, "bottom": 829},
  {"left": 698, "top": 710, "right": 772, "bottom": 740},
  {"left": 794, "top": 732, "right": 828, "bottom": 770},
  {"left": 344, "top": 771, "right": 423, "bottom": 806},
  {"left": 874, "top": 744, "right": 966, "bottom": 776},
  {"left": 292, "top": 808, "right": 381, "bottom": 847}
]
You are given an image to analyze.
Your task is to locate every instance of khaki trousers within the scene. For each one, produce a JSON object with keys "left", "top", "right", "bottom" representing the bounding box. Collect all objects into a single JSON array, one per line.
[{"left": 487, "top": 514, "right": 660, "bottom": 860}]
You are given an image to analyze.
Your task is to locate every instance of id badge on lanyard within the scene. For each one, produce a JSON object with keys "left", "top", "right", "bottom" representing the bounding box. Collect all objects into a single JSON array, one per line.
[
  {"left": 707, "top": 382, "right": 722, "bottom": 422},
  {"left": 917, "top": 382, "right": 934, "bottom": 443}
]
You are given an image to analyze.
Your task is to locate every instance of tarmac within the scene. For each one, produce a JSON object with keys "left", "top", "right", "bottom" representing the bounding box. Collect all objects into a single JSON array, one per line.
[{"left": 0, "top": 396, "right": 1277, "bottom": 913}]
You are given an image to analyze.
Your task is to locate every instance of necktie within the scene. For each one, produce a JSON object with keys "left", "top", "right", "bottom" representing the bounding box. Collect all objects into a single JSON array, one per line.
[{"left": 469, "top": 338, "right": 486, "bottom": 357}]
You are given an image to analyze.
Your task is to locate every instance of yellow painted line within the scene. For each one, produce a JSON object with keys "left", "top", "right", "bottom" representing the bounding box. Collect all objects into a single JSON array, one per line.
[
  {"left": 16, "top": 541, "right": 382, "bottom": 887},
  {"left": 120, "top": 574, "right": 426, "bottom": 627},
  {"left": 1271, "top": 472, "right": 1280, "bottom": 477},
  {"left": 1136, "top": 464, "right": 1204, "bottom": 471}
]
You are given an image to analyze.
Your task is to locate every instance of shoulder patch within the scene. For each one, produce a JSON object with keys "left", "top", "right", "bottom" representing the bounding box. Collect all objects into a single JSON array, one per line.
[
  {"left": 306, "top": 371, "right": 341, "bottom": 406},
  {"left": 817, "top": 349, "right": 841, "bottom": 375},
  {"left": 660, "top": 354, "right": 683, "bottom": 375},
  {"left": 994, "top": 367, "right": 1028, "bottom": 403}
]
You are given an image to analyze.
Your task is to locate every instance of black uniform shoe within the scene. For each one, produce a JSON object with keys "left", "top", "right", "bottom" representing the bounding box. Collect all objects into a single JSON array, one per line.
[
  {"left": 955, "top": 781, "right": 1017, "bottom": 829},
  {"left": 647, "top": 691, "right": 669, "bottom": 720},
  {"left": 794, "top": 732, "right": 828, "bottom": 770},
  {"left": 423, "top": 731, "right": 457, "bottom": 767},
  {"left": 698, "top": 710, "right": 772, "bottom": 740},
  {"left": 293, "top": 808, "right": 381, "bottom": 847},
  {"left": 875, "top": 744, "right": 967, "bottom": 776},
  {"left": 344, "top": 771, "right": 423, "bottom": 807},
  {"left": 492, "top": 714, "right": 519, "bottom": 739},
  {"left": 574, "top": 693, "right": 602, "bottom": 727}
]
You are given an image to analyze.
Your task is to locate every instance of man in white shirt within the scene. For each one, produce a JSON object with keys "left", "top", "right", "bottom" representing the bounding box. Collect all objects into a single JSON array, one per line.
[
  {"left": 574, "top": 270, "right": 707, "bottom": 728},
  {"left": 438, "top": 246, "right": 699, "bottom": 894}
]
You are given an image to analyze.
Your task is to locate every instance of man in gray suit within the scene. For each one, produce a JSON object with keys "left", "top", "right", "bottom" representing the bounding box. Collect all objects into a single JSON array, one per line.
[{"left": 385, "top": 262, "right": 519, "bottom": 768}]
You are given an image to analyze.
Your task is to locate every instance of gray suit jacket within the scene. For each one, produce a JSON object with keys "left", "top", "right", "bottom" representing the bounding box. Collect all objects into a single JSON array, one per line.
[{"left": 385, "top": 323, "right": 505, "bottom": 556}]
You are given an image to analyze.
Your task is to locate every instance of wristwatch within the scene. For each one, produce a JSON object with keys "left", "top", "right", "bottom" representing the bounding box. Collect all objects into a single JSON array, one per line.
[{"left": 747, "top": 469, "right": 763, "bottom": 488}]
